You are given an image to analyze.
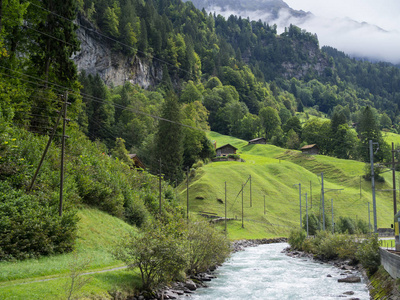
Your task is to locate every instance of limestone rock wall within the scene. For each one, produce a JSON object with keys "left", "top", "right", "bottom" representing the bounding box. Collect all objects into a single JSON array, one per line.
[{"left": 72, "top": 15, "right": 162, "bottom": 88}]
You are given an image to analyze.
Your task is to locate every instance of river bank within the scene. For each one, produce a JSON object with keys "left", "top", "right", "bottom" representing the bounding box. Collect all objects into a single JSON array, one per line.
[
  {"left": 134, "top": 238, "right": 287, "bottom": 300},
  {"left": 175, "top": 242, "right": 370, "bottom": 299}
]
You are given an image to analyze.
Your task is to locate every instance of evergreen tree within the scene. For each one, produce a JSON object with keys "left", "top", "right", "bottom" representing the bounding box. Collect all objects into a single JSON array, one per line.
[
  {"left": 31, "top": 0, "right": 80, "bottom": 87},
  {"left": 356, "top": 106, "right": 390, "bottom": 162},
  {"left": 154, "top": 92, "right": 184, "bottom": 182}
]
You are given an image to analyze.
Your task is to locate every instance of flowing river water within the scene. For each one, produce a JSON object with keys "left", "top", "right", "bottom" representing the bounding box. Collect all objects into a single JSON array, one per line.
[{"left": 181, "top": 243, "right": 370, "bottom": 300}]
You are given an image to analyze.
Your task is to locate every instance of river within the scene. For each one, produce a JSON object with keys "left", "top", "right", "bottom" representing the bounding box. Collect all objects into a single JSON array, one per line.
[{"left": 181, "top": 243, "right": 370, "bottom": 300}]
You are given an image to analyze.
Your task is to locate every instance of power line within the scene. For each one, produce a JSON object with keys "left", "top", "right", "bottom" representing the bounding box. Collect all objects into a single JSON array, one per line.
[{"left": 26, "top": 1, "right": 190, "bottom": 75}]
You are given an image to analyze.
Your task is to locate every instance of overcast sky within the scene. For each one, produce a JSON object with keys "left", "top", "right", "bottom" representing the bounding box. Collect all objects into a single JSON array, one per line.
[{"left": 283, "top": 0, "right": 400, "bottom": 64}]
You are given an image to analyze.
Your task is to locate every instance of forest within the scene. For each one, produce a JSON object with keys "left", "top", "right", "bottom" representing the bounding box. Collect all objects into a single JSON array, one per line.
[{"left": 0, "top": 0, "right": 400, "bottom": 261}]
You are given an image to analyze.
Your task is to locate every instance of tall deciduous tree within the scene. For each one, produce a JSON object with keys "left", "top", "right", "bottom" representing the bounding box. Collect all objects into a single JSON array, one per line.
[{"left": 259, "top": 106, "right": 281, "bottom": 140}]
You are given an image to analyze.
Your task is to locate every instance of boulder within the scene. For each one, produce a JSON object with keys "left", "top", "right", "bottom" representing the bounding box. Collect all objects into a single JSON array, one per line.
[
  {"left": 343, "top": 291, "right": 355, "bottom": 295},
  {"left": 185, "top": 279, "right": 197, "bottom": 291},
  {"left": 338, "top": 276, "right": 361, "bottom": 283}
]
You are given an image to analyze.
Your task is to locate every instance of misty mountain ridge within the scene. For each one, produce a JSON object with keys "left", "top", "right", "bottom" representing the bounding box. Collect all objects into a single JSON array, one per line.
[
  {"left": 184, "top": 0, "right": 400, "bottom": 64},
  {"left": 184, "top": 0, "right": 311, "bottom": 23}
]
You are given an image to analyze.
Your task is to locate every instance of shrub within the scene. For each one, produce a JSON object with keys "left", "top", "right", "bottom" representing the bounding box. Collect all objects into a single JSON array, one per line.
[
  {"left": 356, "top": 234, "right": 381, "bottom": 275},
  {"left": 288, "top": 228, "right": 307, "bottom": 250},
  {"left": 227, "top": 154, "right": 240, "bottom": 160},
  {"left": 187, "top": 221, "right": 230, "bottom": 275},
  {"left": 0, "top": 181, "right": 78, "bottom": 261},
  {"left": 336, "top": 216, "right": 356, "bottom": 234},
  {"left": 335, "top": 234, "right": 358, "bottom": 261},
  {"left": 114, "top": 219, "right": 188, "bottom": 291}
]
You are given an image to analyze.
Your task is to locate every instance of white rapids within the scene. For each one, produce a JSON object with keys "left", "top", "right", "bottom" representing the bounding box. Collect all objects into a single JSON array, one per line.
[{"left": 181, "top": 243, "right": 370, "bottom": 300}]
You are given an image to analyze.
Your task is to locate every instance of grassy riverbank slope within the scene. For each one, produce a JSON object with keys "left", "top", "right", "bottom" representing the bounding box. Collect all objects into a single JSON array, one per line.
[
  {"left": 178, "top": 132, "right": 398, "bottom": 239},
  {"left": 0, "top": 208, "right": 140, "bottom": 299}
]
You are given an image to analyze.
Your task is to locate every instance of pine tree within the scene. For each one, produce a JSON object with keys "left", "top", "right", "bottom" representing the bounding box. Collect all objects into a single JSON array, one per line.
[
  {"left": 357, "top": 106, "right": 390, "bottom": 162},
  {"left": 31, "top": 0, "right": 80, "bottom": 87},
  {"left": 154, "top": 92, "right": 184, "bottom": 182}
]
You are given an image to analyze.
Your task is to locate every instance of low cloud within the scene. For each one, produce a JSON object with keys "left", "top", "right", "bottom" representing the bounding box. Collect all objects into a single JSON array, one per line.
[
  {"left": 280, "top": 11, "right": 400, "bottom": 64},
  {"left": 207, "top": 5, "right": 400, "bottom": 64}
]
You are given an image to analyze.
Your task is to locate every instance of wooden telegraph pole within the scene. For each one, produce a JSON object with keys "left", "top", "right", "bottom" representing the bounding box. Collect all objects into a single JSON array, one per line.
[{"left": 59, "top": 92, "right": 68, "bottom": 217}]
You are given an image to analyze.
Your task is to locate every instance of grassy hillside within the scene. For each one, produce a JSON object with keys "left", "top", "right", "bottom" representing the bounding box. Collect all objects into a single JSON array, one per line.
[
  {"left": 179, "top": 132, "right": 399, "bottom": 240},
  {"left": 0, "top": 208, "right": 139, "bottom": 299}
]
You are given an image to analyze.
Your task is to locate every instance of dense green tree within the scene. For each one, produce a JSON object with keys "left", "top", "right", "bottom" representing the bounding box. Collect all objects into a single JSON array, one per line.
[
  {"left": 380, "top": 113, "right": 392, "bottom": 130},
  {"left": 154, "top": 92, "right": 184, "bottom": 182},
  {"left": 279, "top": 107, "right": 292, "bottom": 125},
  {"left": 283, "top": 116, "right": 301, "bottom": 135},
  {"left": 30, "top": 0, "right": 80, "bottom": 87},
  {"left": 356, "top": 106, "right": 390, "bottom": 162},
  {"left": 286, "top": 129, "right": 300, "bottom": 149},
  {"left": 180, "top": 81, "right": 202, "bottom": 103},
  {"left": 259, "top": 107, "right": 281, "bottom": 140},
  {"left": 302, "top": 118, "right": 331, "bottom": 155},
  {"left": 238, "top": 113, "right": 262, "bottom": 140}
]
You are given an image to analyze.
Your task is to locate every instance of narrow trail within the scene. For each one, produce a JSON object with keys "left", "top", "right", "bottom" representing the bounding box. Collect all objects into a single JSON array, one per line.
[{"left": 0, "top": 266, "right": 128, "bottom": 288}]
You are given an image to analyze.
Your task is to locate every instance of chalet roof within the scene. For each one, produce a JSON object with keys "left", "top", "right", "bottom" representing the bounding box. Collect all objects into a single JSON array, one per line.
[
  {"left": 248, "top": 137, "right": 266, "bottom": 143},
  {"left": 215, "top": 143, "right": 238, "bottom": 151},
  {"left": 301, "top": 144, "right": 318, "bottom": 150}
]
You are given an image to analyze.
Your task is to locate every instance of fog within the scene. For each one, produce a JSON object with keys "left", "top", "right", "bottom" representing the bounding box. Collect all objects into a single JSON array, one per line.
[{"left": 207, "top": 1, "right": 400, "bottom": 64}]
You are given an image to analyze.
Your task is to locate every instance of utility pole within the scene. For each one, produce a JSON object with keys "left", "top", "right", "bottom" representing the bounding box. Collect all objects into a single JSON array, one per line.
[
  {"left": 321, "top": 172, "right": 325, "bottom": 231},
  {"left": 28, "top": 107, "right": 63, "bottom": 192},
  {"left": 360, "top": 176, "right": 362, "bottom": 199},
  {"left": 310, "top": 181, "right": 312, "bottom": 209},
  {"left": 392, "top": 142, "right": 397, "bottom": 216},
  {"left": 368, "top": 202, "right": 371, "bottom": 234},
  {"left": 59, "top": 92, "right": 68, "bottom": 217},
  {"left": 225, "top": 182, "right": 227, "bottom": 234},
  {"left": 242, "top": 183, "right": 244, "bottom": 229},
  {"left": 249, "top": 175, "right": 252, "bottom": 207},
  {"left": 306, "top": 192, "right": 308, "bottom": 237},
  {"left": 187, "top": 167, "right": 189, "bottom": 221},
  {"left": 369, "top": 140, "right": 378, "bottom": 233},
  {"left": 264, "top": 195, "right": 266, "bottom": 215},
  {"left": 299, "top": 184, "right": 302, "bottom": 229},
  {"left": 159, "top": 158, "right": 162, "bottom": 214},
  {"left": 294, "top": 183, "right": 302, "bottom": 229},
  {"left": 331, "top": 199, "right": 334, "bottom": 234}
]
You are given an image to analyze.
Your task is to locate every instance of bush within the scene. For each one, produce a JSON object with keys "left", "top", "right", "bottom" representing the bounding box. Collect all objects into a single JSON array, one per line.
[
  {"left": 114, "top": 219, "right": 188, "bottom": 291},
  {"left": 336, "top": 216, "right": 356, "bottom": 234},
  {"left": 312, "top": 231, "right": 338, "bottom": 259},
  {"left": 356, "top": 234, "right": 381, "bottom": 275},
  {"left": 187, "top": 221, "right": 230, "bottom": 275},
  {"left": 0, "top": 181, "right": 78, "bottom": 261},
  {"left": 288, "top": 228, "right": 307, "bottom": 250}
]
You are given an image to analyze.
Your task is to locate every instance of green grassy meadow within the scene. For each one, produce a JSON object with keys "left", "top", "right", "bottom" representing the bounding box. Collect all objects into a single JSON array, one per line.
[
  {"left": 179, "top": 131, "right": 400, "bottom": 240},
  {"left": 0, "top": 208, "right": 139, "bottom": 299}
]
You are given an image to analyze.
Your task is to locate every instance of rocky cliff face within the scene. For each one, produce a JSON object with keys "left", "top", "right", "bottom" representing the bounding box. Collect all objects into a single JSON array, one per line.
[{"left": 72, "top": 15, "right": 162, "bottom": 88}]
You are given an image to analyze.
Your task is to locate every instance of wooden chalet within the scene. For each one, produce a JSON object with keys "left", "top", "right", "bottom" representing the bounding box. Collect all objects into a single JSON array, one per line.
[
  {"left": 215, "top": 144, "right": 237, "bottom": 157},
  {"left": 128, "top": 154, "right": 146, "bottom": 169},
  {"left": 300, "top": 144, "right": 319, "bottom": 155},
  {"left": 248, "top": 137, "right": 267, "bottom": 145}
]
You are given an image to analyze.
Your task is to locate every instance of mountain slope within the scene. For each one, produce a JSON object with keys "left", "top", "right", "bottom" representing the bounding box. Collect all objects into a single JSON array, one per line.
[{"left": 180, "top": 132, "right": 397, "bottom": 239}]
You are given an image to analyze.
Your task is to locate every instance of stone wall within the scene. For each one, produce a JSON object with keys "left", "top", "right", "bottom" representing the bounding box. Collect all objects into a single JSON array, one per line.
[{"left": 380, "top": 248, "right": 400, "bottom": 279}]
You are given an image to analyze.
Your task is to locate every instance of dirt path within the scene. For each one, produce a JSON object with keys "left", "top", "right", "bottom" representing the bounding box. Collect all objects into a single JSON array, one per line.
[{"left": 0, "top": 266, "right": 128, "bottom": 288}]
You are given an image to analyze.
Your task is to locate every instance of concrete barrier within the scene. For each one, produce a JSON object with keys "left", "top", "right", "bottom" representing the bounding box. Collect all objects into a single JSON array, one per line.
[{"left": 380, "top": 248, "right": 400, "bottom": 279}]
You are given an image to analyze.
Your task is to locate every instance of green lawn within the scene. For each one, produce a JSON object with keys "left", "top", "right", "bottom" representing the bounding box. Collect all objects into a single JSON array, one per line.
[{"left": 179, "top": 131, "right": 398, "bottom": 240}]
